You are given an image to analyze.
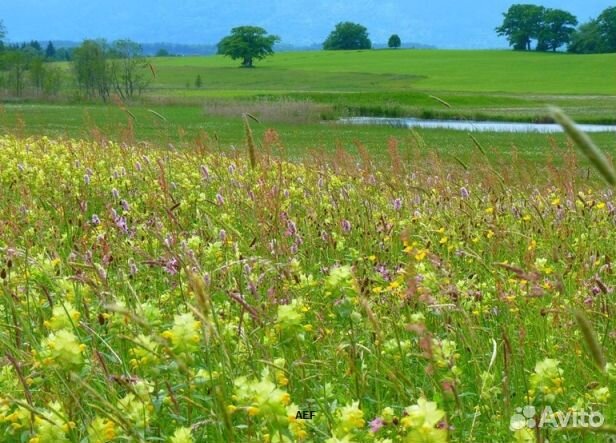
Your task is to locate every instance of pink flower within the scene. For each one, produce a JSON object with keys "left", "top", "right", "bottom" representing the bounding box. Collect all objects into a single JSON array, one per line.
[{"left": 369, "top": 417, "right": 384, "bottom": 433}]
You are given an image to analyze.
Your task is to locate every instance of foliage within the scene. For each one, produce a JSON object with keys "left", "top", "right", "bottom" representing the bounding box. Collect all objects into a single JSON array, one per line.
[
  {"left": 323, "top": 22, "right": 372, "bottom": 50},
  {"left": 45, "top": 41, "right": 56, "bottom": 59},
  {"left": 72, "top": 39, "right": 110, "bottom": 100},
  {"left": 217, "top": 26, "right": 280, "bottom": 68},
  {"left": 388, "top": 34, "right": 401, "bottom": 49},
  {"left": 108, "top": 39, "right": 150, "bottom": 99},
  {"left": 596, "top": 6, "right": 616, "bottom": 52},
  {"left": 498, "top": 4, "right": 615, "bottom": 53},
  {"left": 568, "top": 20, "right": 609, "bottom": 54},
  {"left": 496, "top": 4, "right": 545, "bottom": 50},
  {"left": 537, "top": 8, "right": 577, "bottom": 51}
]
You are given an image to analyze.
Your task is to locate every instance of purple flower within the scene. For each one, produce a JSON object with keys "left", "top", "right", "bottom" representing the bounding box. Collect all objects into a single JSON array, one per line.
[
  {"left": 216, "top": 193, "right": 224, "bottom": 205},
  {"left": 114, "top": 215, "right": 128, "bottom": 234},
  {"left": 164, "top": 258, "right": 179, "bottom": 275},
  {"left": 393, "top": 198, "right": 402, "bottom": 211},
  {"left": 460, "top": 187, "right": 470, "bottom": 199},
  {"left": 91, "top": 214, "right": 100, "bottom": 225},
  {"left": 286, "top": 220, "right": 297, "bottom": 236},
  {"left": 129, "top": 260, "right": 138, "bottom": 275},
  {"left": 84, "top": 174, "right": 91, "bottom": 185},
  {"left": 121, "top": 199, "right": 130, "bottom": 211},
  {"left": 341, "top": 219, "right": 352, "bottom": 233},
  {"left": 111, "top": 188, "right": 120, "bottom": 199},
  {"left": 369, "top": 417, "right": 384, "bottom": 433},
  {"left": 200, "top": 165, "right": 209, "bottom": 181},
  {"left": 219, "top": 229, "right": 227, "bottom": 242}
]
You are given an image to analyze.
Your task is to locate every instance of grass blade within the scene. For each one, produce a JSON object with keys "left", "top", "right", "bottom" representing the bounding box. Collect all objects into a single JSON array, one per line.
[
  {"left": 550, "top": 106, "right": 616, "bottom": 186},
  {"left": 574, "top": 309, "right": 606, "bottom": 372}
]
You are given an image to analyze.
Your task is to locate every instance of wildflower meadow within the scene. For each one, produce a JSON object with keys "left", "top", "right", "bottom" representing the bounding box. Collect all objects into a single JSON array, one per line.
[{"left": 0, "top": 118, "right": 616, "bottom": 443}]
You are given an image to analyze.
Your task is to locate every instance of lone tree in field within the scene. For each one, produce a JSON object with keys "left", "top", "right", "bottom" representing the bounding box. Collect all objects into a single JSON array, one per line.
[
  {"left": 323, "top": 22, "right": 372, "bottom": 50},
  {"left": 496, "top": 4, "right": 545, "bottom": 50},
  {"left": 217, "top": 26, "right": 280, "bottom": 68},
  {"left": 388, "top": 34, "right": 401, "bottom": 48}
]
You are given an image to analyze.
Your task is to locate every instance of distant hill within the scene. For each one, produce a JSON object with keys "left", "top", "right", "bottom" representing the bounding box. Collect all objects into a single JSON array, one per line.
[{"left": 41, "top": 41, "right": 435, "bottom": 56}]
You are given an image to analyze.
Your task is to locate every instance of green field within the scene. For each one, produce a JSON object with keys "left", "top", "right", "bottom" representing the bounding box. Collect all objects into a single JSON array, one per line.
[
  {"left": 3, "top": 48, "right": 616, "bottom": 443},
  {"left": 2, "top": 50, "right": 615, "bottom": 163}
]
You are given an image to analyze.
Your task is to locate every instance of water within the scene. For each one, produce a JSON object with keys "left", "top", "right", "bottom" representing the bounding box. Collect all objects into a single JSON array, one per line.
[{"left": 338, "top": 116, "right": 616, "bottom": 133}]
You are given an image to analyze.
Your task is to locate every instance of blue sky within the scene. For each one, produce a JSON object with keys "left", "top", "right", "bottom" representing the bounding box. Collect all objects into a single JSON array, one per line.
[{"left": 1, "top": 0, "right": 612, "bottom": 48}]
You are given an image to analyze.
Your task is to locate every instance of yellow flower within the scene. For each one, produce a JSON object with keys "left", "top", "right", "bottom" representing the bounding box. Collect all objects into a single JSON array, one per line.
[
  {"left": 162, "top": 312, "right": 201, "bottom": 354},
  {"left": 38, "top": 329, "right": 85, "bottom": 370},
  {"left": 415, "top": 249, "right": 427, "bottom": 262},
  {"left": 130, "top": 334, "right": 160, "bottom": 368},
  {"left": 43, "top": 302, "right": 80, "bottom": 331},
  {"left": 117, "top": 393, "right": 150, "bottom": 430},
  {"left": 529, "top": 358, "right": 564, "bottom": 403},
  {"left": 169, "top": 427, "right": 193, "bottom": 443},
  {"left": 276, "top": 299, "right": 305, "bottom": 330},
  {"left": 87, "top": 416, "right": 116, "bottom": 443},
  {"left": 335, "top": 401, "right": 364, "bottom": 435},
  {"left": 401, "top": 398, "right": 447, "bottom": 443},
  {"left": 30, "top": 401, "right": 71, "bottom": 443}
]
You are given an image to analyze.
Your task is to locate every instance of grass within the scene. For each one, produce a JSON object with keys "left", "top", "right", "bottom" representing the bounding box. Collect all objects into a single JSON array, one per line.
[
  {"left": 1, "top": 133, "right": 616, "bottom": 442},
  {"left": 150, "top": 50, "right": 616, "bottom": 95},
  {"left": 40, "top": 50, "right": 616, "bottom": 124},
  {"left": 2, "top": 48, "right": 616, "bottom": 442},
  {"left": 2, "top": 102, "right": 616, "bottom": 166}
]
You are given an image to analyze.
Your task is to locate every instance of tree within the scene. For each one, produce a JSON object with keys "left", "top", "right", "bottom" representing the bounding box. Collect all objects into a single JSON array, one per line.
[
  {"left": 496, "top": 4, "right": 545, "bottom": 50},
  {"left": 569, "top": 20, "right": 604, "bottom": 53},
  {"left": 73, "top": 40, "right": 110, "bottom": 100},
  {"left": 537, "top": 9, "right": 577, "bottom": 51},
  {"left": 29, "top": 40, "right": 42, "bottom": 55},
  {"left": 29, "top": 56, "right": 45, "bottom": 92},
  {"left": 388, "top": 34, "right": 401, "bottom": 49},
  {"left": 4, "top": 49, "right": 33, "bottom": 96},
  {"left": 108, "top": 39, "right": 149, "bottom": 99},
  {"left": 569, "top": 7, "right": 616, "bottom": 54},
  {"left": 195, "top": 74, "right": 202, "bottom": 88},
  {"left": 0, "top": 20, "right": 6, "bottom": 52},
  {"left": 596, "top": 6, "right": 616, "bottom": 52},
  {"left": 45, "top": 41, "right": 56, "bottom": 59},
  {"left": 323, "top": 22, "right": 371, "bottom": 50},
  {"left": 217, "top": 26, "right": 280, "bottom": 68}
]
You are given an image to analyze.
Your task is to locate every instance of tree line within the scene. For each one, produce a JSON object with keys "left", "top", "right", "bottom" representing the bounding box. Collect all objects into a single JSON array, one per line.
[
  {"left": 0, "top": 21, "right": 150, "bottom": 100},
  {"left": 497, "top": 4, "right": 616, "bottom": 53}
]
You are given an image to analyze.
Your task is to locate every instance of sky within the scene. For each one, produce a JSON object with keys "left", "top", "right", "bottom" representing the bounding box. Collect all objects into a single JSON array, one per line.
[{"left": 0, "top": 0, "right": 612, "bottom": 48}]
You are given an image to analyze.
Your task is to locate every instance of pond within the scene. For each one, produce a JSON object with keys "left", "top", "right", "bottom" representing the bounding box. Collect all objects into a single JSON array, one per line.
[{"left": 338, "top": 116, "right": 616, "bottom": 133}]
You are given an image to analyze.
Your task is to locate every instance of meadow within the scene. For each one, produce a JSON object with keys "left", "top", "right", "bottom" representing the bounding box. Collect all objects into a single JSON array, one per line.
[
  {"left": 2, "top": 50, "right": 615, "bottom": 166},
  {"left": 1, "top": 49, "right": 616, "bottom": 442}
]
